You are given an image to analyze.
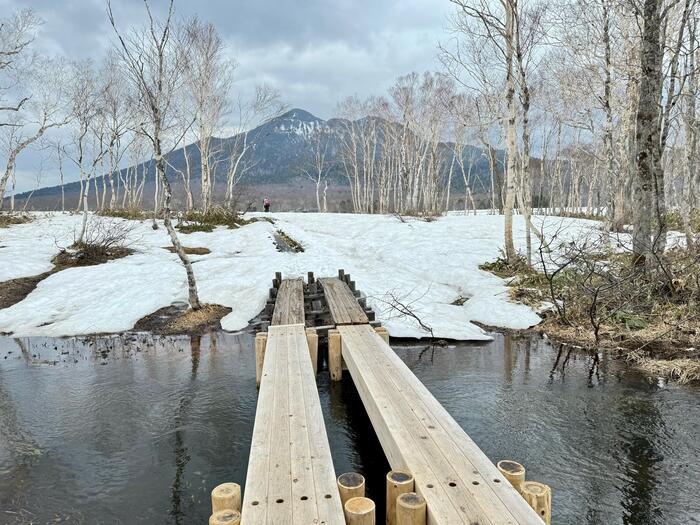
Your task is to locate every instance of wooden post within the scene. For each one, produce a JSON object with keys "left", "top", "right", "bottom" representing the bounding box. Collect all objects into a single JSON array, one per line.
[
  {"left": 306, "top": 328, "right": 318, "bottom": 374},
  {"left": 337, "top": 472, "right": 365, "bottom": 507},
  {"left": 522, "top": 481, "right": 552, "bottom": 525},
  {"left": 338, "top": 269, "right": 345, "bottom": 281},
  {"left": 274, "top": 271, "right": 282, "bottom": 288},
  {"left": 497, "top": 460, "right": 526, "bottom": 495},
  {"left": 396, "top": 492, "right": 426, "bottom": 525},
  {"left": 211, "top": 482, "right": 241, "bottom": 513},
  {"left": 208, "top": 509, "right": 241, "bottom": 525},
  {"left": 374, "top": 326, "right": 390, "bottom": 344},
  {"left": 307, "top": 271, "right": 315, "bottom": 284},
  {"left": 344, "top": 496, "right": 375, "bottom": 525},
  {"left": 328, "top": 328, "right": 342, "bottom": 381},
  {"left": 386, "top": 470, "right": 414, "bottom": 525},
  {"left": 255, "top": 332, "right": 267, "bottom": 388},
  {"left": 349, "top": 280, "right": 356, "bottom": 291}
]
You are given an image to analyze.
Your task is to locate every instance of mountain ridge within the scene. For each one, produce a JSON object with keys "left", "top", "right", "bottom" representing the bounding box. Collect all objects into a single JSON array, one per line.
[{"left": 7, "top": 108, "right": 497, "bottom": 211}]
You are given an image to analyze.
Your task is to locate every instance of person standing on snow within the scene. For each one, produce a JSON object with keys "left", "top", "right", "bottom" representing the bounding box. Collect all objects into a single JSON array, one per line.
[{"left": 263, "top": 197, "right": 271, "bottom": 212}]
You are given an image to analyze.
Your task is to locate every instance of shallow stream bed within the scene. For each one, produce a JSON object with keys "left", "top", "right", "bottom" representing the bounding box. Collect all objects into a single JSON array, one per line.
[{"left": 0, "top": 332, "right": 698, "bottom": 524}]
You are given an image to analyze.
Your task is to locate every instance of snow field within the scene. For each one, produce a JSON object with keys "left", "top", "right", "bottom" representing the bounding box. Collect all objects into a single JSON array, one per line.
[{"left": 0, "top": 212, "right": 598, "bottom": 339}]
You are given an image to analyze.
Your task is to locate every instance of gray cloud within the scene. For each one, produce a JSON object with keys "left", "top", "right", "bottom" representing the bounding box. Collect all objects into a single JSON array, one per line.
[{"left": 3, "top": 0, "right": 453, "bottom": 192}]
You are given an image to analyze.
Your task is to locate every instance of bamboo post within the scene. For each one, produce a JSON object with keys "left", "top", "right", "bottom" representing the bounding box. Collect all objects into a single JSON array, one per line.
[
  {"left": 396, "top": 492, "right": 427, "bottom": 525},
  {"left": 255, "top": 332, "right": 268, "bottom": 388},
  {"left": 208, "top": 510, "right": 241, "bottom": 525},
  {"left": 374, "top": 326, "right": 390, "bottom": 344},
  {"left": 386, "top": 470, "right": 414, "bottom": 525},
  {"left": 497, "top": 460, "right": 526, "bottom": 494},
  {"left": 306, "top": 327, "right": 318, "bottom": 374},
  {"left": 522, "top": 481, "right": 551, "bottom": 525},
  {"left": 211, "top": 482, "right": 241, "bottom": 513},
  {"left": 344, "top": 496, "right": 375, "bottom": 525},
  {"left": 337, "top": 472, "right": 365, "bottom": 507},
  {"left": 328, "top": 328, "right": 342, "bottom": 381}
]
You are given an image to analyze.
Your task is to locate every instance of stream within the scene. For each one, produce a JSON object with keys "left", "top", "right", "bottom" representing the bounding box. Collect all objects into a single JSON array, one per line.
[{"left": 0, "top": 331, "right": 698, "bottom": 524}]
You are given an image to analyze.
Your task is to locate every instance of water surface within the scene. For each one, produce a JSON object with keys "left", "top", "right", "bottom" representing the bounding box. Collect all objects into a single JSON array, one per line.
[{"left": 0, "top": 332, "right": 698, "bottom": 524}]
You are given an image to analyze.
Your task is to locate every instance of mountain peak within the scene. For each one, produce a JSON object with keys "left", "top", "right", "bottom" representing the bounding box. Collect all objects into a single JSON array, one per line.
[{"left": 277, "top": 108, "right": 322, "bottom": 123}]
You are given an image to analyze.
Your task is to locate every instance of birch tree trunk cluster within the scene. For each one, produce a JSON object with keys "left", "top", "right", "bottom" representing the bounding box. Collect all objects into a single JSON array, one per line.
[
  {"left": 335, "top": 72, "right": 473, "bottom": 216},
  {"left": 441, "top": 0, "right": 700, "bottom": 266}
]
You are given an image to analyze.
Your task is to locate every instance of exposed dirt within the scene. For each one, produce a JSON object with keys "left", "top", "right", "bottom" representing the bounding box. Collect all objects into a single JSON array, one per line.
[
  {"left": 163, "top": 246, "right": 211, "bottom": 255},
  {"left": 133, "top": 303, "right": 232, "bottom": 336},
  {"left": 0, "top": 246, "right": 134, "bottom": 311},
  {"left": 0, "top": 272, "right": 53, "bottom": 310}
]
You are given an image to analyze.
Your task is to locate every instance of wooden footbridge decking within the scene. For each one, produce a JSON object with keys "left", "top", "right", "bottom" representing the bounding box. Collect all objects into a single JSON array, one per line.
[
  {"left": 241, "top": 323, "right": 345, "bottom": 524},
  {"left": 233, "top": 271, "right": 547, "bottom": 525},
  {"left": 338, "top": 324, "right": 542, "bottom": 524}
]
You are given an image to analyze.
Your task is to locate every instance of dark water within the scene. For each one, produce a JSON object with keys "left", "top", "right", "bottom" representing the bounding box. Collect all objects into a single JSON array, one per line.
[{"left": 0, "top": 332, "right": 698, "bottom": 525}]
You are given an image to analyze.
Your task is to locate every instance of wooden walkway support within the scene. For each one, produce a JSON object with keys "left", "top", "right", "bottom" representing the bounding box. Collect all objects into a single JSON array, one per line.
[
  {"left": 319, "top": 277, "right": 369, "bottom": 325},
  {"left": 242, "top": 323, "right": 345, "bottom": 524},
  {"left": 337, "top": 324, "right": 543, "bottom": 525}
]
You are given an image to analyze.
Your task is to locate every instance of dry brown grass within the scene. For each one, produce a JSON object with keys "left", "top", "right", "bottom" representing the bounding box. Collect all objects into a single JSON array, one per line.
[
  {"left": 0, "top": 213, "right": 32, "bottom": 228},
  {"left": 625, "top": 350, "right": 700, "bottom": 384},
  {"left": 133, "top": 303, "right": 232, "bottom": 335}
]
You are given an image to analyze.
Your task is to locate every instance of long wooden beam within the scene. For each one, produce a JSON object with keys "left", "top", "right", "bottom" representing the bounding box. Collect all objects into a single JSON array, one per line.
[
  {"left": 338, "top": 324, "right": 543, "bottom": 525},
  {"left": 242, "top": 324, "right": 345, "bottom": 524}
]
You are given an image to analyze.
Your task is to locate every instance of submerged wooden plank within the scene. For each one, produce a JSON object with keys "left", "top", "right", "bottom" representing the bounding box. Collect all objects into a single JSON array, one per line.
[
  {"left": 271, "top": 279, "right": 305, "bottom": 326},
  {"left": 319, "top": 278, "right": 368, "bottom": 325},
  {"left": 338, "top": 324, "right": 543, "bottom": 525},
  {"left": 242, "top": 324, "right": 344, "bottom": 525}
]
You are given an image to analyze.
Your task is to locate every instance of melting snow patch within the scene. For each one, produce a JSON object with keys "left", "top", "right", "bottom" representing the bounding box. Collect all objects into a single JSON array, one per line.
[{"left": 0, "top": 211, "right": 600, "bottom": 339}]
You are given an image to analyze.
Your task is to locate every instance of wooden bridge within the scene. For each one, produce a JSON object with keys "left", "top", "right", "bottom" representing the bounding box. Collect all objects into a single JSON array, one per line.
[{"left": 213, "top": 271, "right": 548, "bottom": 525}]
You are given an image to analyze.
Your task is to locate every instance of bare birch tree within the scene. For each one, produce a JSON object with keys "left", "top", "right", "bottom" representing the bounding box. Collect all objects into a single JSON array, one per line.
[
  {"left": 108, "top": 0, "right": 201, "bottom": 310},
  {"left": 181, "top": 17, "right": 232, "bottom": 214}
]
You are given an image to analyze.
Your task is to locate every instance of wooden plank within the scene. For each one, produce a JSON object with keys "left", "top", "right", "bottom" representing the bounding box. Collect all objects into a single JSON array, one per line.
[
  {"left": 338, "top": 324, "right": 543, "bottom": 525},
  {"left": 242, "top": 324, "right": 344, "bottom": 525},
  {"left": 319, "top": 278, "right": 368, "bottom": 325},
  {"left": 271, "top": 279, "right": 305, "bottom": 326}
]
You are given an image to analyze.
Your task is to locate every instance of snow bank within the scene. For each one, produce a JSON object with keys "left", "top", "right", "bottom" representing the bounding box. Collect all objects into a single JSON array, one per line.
[{"left": 0, "top": 212, "right": 596, "bottom": 340}]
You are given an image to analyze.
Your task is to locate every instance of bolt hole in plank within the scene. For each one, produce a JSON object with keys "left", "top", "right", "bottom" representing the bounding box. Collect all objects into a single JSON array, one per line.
[
  {"left": 242, "top": 323, "right": 344, "bottom": 524},
  {"left": 251, "top": 501, "right": 259, "bottom": 506},
  {"left": 336, "top": 322, "right": 544, "bottom": 524},
  {"left": 449, "top": 482, "right": 457, "bottom": 487},
  {"left": 325, "top": 494, "right": 332, "bottom": 499}
]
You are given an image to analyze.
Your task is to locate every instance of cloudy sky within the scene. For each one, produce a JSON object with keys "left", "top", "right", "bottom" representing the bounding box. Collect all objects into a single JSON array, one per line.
[{"left": 3, "top": 0, "right": 456, "bottom": 192}]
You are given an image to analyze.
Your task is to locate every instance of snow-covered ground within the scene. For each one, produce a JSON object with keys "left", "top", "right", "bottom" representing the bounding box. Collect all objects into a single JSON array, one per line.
[{"left": 0, "top": 212, "right": 598, "bottom": 340}]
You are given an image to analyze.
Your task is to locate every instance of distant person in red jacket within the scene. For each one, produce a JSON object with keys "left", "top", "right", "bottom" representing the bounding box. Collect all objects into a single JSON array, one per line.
[{"left": 263, "top": 197, "right": 271, "bottom": 212}]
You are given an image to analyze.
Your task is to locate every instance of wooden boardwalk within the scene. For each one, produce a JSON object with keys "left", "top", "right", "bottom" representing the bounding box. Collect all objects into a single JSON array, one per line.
[
  {"left": 337, "top": 324, "right": 543, "bottom": 525},
  {"left": 271, "top": 278, "right": 305, "bottom": 326},
  {"left": 319, "top": 277, "right": 368, "bottom": 325},
  {"left": 242, "top": 323, "right": 344, "bottom": 524},
  {"left": 236, "top": 273, "right": 547, "bottom": 524}
]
